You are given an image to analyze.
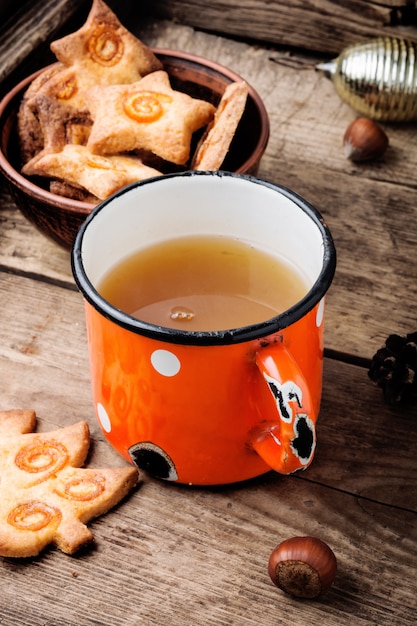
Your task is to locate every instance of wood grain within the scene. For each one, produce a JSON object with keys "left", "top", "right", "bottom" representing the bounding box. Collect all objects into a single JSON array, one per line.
[
  {"left": 0, "top": 472, "right": 415, "bottom": 624},
  {"left": 0, "top": 0, "right": 88, "bottom": 89},
  {"left": 140, "top": 0, "right": 417, "bottom": 54},
  {"left": 0, "top": 9, "right": 416, "bottom": 625}
]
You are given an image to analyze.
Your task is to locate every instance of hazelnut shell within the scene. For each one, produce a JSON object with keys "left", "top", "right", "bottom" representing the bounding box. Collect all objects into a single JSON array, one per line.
[
  {"left": 343, "top": 117, "right": 389, "bottom": 161},
  {"left": 268, "top": 536, "right": 337, "bottom": 598}
]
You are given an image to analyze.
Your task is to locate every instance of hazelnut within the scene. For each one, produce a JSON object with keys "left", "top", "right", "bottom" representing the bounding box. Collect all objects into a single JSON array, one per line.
[
  {"left": 343, "top": 117, "right": 389, "bottom": 161},
  {"left": 268, "top": 536, "right": 337, "bottom": 598}
]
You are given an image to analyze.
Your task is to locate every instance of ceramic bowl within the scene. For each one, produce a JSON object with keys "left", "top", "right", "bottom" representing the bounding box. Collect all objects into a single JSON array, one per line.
[{"left": 0, "top": 49, "right": 269, "bottom": 249}]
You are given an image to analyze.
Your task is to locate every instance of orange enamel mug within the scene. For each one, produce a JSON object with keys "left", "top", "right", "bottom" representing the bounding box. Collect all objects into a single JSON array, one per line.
[{"left": 72, "top": 171, "right": 336, "bottom": 485}]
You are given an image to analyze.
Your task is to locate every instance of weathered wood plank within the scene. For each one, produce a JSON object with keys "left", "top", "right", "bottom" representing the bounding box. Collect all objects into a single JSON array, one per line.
[
  {"left": 313, "top": 358, "right": 417, "bottom": 512},
  {"left": 137, "top": 18, "right": 417, "bottom": 188},
  {"left": 0, "top": 192, "right": 72, "bottom": 285},
  {"left": 2, "top": 0, "right": 417, "bottom": 92},
  {"left": 0, "top": 0, "right": 88, "bottom": 90},
  {"left": 140, "top": 0, "right": 417, "bottom": 54},
  {"left": 0, "top": 474, "right": 415, "bottom": 625}
]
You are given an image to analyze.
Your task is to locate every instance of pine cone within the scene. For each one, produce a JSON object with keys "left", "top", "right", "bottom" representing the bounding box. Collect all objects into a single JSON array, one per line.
[{"left": 368, "top": 332, "right": 417, "bottom": 405}]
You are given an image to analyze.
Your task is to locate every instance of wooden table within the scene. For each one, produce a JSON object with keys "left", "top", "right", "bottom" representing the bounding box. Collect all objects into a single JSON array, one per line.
[{"left": 0, "top": 1, "right": 416, "bottom": 624}]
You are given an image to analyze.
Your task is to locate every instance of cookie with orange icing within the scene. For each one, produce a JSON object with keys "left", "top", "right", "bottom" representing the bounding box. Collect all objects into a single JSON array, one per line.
[
  {"left": 85, "top": 70, "right": 216, "bottom": 164},
  {"left": 17, "top": 65, "right": 93, "bottom": 171},
  {"left": 0, "top": 409, "right": 138, "bottom": 557},
  {"left": 17, "top": 0, "right": 247, "bottom": 203},
  {"left": 50, "top": 0, "right": 162, "bottom": 91},
  {"left": 22, "top": 144, "right": 162, "bottom": 200}
]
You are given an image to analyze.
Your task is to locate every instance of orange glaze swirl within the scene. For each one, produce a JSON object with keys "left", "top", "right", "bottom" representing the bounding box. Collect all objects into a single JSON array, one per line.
[
  {"left": 123, "top": 91, "right": 172, "bottom": 123},
  {"left": 87, "top": 26, "right": 124, "bottom": 66},
  {"left": 60, "top": 475, "right": 105, "bottom": 501},
  {"left": 8, "top": 501, "right": 62, "bottom": 531},
  {"left": 55, "top": 75, "right": 78, "bottom": 100},
  {"left": 15, "top": 439, "right": 68, "bottom": 483}
]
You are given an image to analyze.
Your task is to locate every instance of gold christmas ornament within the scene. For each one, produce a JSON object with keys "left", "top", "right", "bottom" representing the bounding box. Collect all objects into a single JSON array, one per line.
[{"left": 316, "top": 37, "right": 417, "bottom": 121}]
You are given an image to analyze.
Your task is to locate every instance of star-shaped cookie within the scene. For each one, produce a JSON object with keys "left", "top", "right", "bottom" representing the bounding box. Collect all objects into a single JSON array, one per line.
[
  {"left": 18, "top": 65, "right": 93, "bottom": 169},
  {"left": 22, "top": 144, "right": 162, "bottom": 200},
  {"left": 50, "top": 0, "right": 162, "bottom": 91},
  {"left": 85, "top": 70, "right": 216, "bottom": 164},
  {"left": 0, "top": 410, "right": 138, "bottom": 557}
]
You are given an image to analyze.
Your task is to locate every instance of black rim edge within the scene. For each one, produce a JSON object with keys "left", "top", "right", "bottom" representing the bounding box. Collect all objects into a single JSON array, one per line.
[{"left": 71, "top": 171, "right": 337, "bottom": 346}]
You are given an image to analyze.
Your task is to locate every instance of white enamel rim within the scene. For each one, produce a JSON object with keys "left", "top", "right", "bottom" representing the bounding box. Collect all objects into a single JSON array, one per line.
[{"left": 71, "top": 171, "right": 336, "bottom": 346}]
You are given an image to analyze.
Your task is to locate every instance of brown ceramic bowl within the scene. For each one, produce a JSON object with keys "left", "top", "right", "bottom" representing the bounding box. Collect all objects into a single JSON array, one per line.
[{"left": 0, "top": 49, "right": 269, "bottom": 249}]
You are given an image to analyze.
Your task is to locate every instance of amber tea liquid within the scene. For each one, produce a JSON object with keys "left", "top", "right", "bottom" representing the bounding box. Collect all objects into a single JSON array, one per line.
[{"left": 98, "top": 235, "right": 309, "bottom": 331}]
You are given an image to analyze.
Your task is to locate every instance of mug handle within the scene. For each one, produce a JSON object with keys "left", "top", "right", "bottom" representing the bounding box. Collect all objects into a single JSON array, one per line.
[{"left": 249, "top": 342, "right": 317, "bottom": 474}]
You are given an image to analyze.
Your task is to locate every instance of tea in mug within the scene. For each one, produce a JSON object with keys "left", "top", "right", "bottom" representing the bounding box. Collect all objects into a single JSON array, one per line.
[{"left": 98, "top": 235, "right": 309, "bottom": 331}]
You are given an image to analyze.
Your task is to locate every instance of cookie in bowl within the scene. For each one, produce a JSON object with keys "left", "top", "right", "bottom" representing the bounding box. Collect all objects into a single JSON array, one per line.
[{"left": 0, "top": 0, "right": 269, "bottom": 248}]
